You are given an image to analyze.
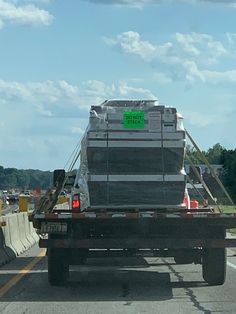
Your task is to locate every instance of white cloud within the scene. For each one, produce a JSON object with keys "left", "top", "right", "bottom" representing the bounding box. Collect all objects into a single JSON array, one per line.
[
  {"left": 36, "top": 104, "right": 52, "bottom": 117},
  {"left": 119, "top": 81, "right": 156, "bottom": 99},
  {"left": 71, "top": 127, "right": 85, "bottom": 134},
  {"left": 0, "top": 78, "right": 157, "bottom": 169},
  {"left": 0, "top": 79, "right": 61, "bottom": 102},
  {"left": 105, "top": 31, "right": 236, "bottom": 85},
  {"left": 175, "top": 33, "right": 200, "bottom": 56},
  {"left": 0, "top": 79, "right": 157, "bottom": 116},
  {"left": 154, "top": 72, "right": 173, "bottom": 84},
  {"left": 202, "top": 69, "right": 236, "bottom": 83},
  {"left": 183, "top": 60, "right": 205, "bottom": 83},
  {"left": 116, "top": 31, "right": 157, "bottom": 61},
  {"left": 105, "top": 31, "right": 228, "bottom": 67},
  {"left": 175, "top": 32, "right": 227, "bottom": 64},
  {"left": 104, "top": 31, "right": 173, "bottom": 62},
  {"left": 18, "top": 0, "right": 52, "bottom": 3},
  {"left": 226, "top": 32, "right": 236, "bottom": 45},
  {"left": 85, "top": 0, "right": 160, "bottom": 9},
  {"left": 58, "top": 80, "right": 80, "bottom": 104},
  {"left": 84, "top": 0, "right": 236, "bottom": 9},
  {"left": 0, "top": 0, "right": 53, "bottom": 28},
  {"left": 85, "top": 80, "right": 116, "bottom": 97}
]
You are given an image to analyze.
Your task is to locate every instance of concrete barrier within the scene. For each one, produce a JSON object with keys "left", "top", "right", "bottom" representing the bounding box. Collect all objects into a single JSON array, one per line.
[
  {"left": 0, "top": 213, "right": 39, "bottom": 267},
  {"left": 29, "top": 220, "right": 39, "bottom": 243},
  {"left": 4, "top": 214, "right": 25, "bottom": 255},
  {"left": 0, "top": 224, "right": 9, "bottom": 265},
  {"left": 23, "top": 213, "right": 36, "bottom": 247},
  {"left": 0, "top": 216, "right": 17, "bottom": 260},
  {"left": 17, "top": 213, "right": 31, "bottom": 250}
]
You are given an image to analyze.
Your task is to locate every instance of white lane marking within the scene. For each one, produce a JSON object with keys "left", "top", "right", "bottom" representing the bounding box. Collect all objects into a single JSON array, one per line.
[{"left": 227, "top": 261, "right": 236, "bottom": 270}]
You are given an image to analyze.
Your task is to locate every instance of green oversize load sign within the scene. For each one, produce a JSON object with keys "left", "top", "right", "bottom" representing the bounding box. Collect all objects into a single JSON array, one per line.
[{"left": 123, "top": 111, "right": 145, "bottom": 129}]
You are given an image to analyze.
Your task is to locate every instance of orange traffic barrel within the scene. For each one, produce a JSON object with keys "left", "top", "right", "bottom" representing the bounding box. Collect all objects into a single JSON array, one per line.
[{"left": 190, "top": 200, "right": 199, "bottom": 209}]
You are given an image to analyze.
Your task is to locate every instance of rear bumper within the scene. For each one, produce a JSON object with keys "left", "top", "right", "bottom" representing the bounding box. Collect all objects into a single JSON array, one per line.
[
  {"left": 31, "top": 211, "right": 236, "bottom": 228},
  {"left": 39, "top": 238, "right": 236, "bottom": 249}
]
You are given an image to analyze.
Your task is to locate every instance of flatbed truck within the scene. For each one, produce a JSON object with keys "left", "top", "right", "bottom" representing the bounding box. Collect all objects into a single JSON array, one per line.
[{"left": 30, "top": 100, "right": 236, "bottom": 286}]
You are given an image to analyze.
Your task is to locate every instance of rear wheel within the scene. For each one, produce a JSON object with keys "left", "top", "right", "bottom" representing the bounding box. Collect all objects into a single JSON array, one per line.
[
  {"left": 174, "top": 249, "right": 194, "bottom": 264},
  {"left": 48, "top": 248, "right": 69, "bottom": 286},
  {"left": 174, "top": 255, "right": 193, "bottom": 264},
  {"left": 202, "top": 248, "right": 226, "bottom": 286}
]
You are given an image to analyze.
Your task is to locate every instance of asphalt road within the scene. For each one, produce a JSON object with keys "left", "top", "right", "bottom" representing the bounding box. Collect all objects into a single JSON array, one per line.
[
  {"left": 2, "top": 203, "right": 35, "bottom": 215},
  {"left": 0, "top": 246, "right": 236, "bottom": 314},
  {"left": 1, "top": 205, "right": 19, "bottom": 215}
]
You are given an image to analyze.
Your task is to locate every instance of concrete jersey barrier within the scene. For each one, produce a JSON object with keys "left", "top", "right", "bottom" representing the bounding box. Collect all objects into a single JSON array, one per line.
[
  {"left": 0, "top": 215, "right": 17, "bottom": 260},
  {"left": 0, "top": 219, "right": 10, "bottom": 265},
  {"left": 17, "top": 213, "right": 31, "bottom": 251},
  {"left": 0, "top": 213, "right": 39, "bottom": 264}
]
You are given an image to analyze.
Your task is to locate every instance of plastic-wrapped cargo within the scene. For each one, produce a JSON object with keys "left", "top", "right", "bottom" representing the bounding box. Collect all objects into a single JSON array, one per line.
[{"left": 76, "top": 100, "right": 186, "bottom": 210}]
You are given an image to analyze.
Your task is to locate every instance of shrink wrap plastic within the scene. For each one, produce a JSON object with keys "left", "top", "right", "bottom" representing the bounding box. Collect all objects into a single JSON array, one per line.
[{"left": 76, "top": 100, "right": 186, "bottom": 210}]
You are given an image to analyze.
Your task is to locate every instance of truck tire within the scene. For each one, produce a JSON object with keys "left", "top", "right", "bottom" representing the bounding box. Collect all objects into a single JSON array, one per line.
[
  {"left": 48, "top": 248, "right": 69, "bottom": 286},
  {"left": 174, "top": 255, "right": 193, "bottom": 264},
  {"left": 202, "top": 248, "right": 226, "bottom": 286},
  {"left": 174, "top": 250, "right": 194, "bottom": 264}
]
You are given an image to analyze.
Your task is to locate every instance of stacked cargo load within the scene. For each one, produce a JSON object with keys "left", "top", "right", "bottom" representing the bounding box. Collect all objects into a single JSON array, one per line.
[{"left": 78, "top": 100, "right": 186, "bottom": 210}]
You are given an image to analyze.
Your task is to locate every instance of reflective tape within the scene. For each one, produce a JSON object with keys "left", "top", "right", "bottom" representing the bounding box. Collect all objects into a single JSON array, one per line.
[
  {"left": 164, "top": 175, "right": 186, "bottom": 182},
  {"left": 166, "top": 214, "right": 182, "bottom": 218},
  {"left": 88, "top": 140, "right": 107, "bottom": 147},
  {"left": 108, "top": 141, "right": 162, "bottom": 148},
  {"left": 89, "top": 175, "right": 108, "bottom": 181},
  {"left": 89, "top": 174, "right": 164, "bottom": 182},
  {"left": 58, "top": 214, "right": 72, "bottom": 219},
  {"left": 33, "top": 212, "right": 236, "bottom": 220},
  {"left": 88, "top": 131, "right": 185, "bottom": 140},
  {"left": 84, "top": 213, "right": 97, "bottom": 218},
  {"left": 108, "top": 124, "right": 149, "bottom": 131},
  {"left": 163, "top": 140, "right": 185, "bottom": 148}
]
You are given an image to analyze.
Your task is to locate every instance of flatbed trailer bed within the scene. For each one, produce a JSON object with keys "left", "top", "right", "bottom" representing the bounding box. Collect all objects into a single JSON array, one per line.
[
  {"left": 30, "top": 208, "right": 236, "bottom": 286},
  {"left": 32, "top": 210, "right": 236, "bottom": 249}
]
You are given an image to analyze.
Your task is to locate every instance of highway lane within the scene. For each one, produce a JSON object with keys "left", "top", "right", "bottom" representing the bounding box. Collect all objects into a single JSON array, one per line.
[
  {"left": 2, "top": 202, "right": 35, "bottom": 215},
  {"left": 2, "top": 205, "right": 19, "bottom": 215},
  {"left": 0, "top": 246, "right": 236, "bottom": 314}
]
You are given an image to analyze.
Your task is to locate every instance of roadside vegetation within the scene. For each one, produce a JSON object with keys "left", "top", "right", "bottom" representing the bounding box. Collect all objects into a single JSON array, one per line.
[
  {"left": 0, "top": 166, "right": 52, "bottom": 190},
  {"left": 187, "top": 143, "right": 236, "bottom": 204},
  {"left": 0, "top": 142, "right": 236, "bottom": 203}
]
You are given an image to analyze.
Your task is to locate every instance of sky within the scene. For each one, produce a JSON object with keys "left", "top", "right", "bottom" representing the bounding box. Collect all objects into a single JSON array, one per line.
[{"left": 0, "top": 0, "right": 236, "bottom": 171}]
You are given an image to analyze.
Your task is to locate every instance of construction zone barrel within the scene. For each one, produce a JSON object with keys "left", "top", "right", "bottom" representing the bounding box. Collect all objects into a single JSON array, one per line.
[
  {"left": 57, "top": 195, "right": 68, "bottom": 205},
  {"left": 190, "top": 200, "right": 199, "bottom": 209},
  {"left": 19, "top": 195, "right": 29, "bottom": 212}
]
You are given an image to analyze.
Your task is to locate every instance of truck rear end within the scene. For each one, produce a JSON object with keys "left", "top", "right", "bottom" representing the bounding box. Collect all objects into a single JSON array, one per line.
[{"left": 31, "top": 100, "right": 236, "bottom": 286}]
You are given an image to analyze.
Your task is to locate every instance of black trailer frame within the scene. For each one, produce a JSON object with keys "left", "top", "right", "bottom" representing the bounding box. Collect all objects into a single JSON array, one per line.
[{"left": 30, "top": 209, "right": 236, "bottom": 286}]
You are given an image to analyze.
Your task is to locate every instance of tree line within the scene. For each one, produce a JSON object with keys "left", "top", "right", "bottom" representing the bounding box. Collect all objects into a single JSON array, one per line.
[
  {"left": 0, "top": 166, "right": 52, "bottom": 191},
  {"left": 187, "top": 143, "right": 236, "bottom": 203},
  {"left": 0, "top": 143, "right": 235, "bottom": 201}
]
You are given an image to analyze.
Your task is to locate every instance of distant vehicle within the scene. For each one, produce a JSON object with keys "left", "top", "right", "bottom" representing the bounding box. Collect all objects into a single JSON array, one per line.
[{"left": 6, "top": 194, "right": 19, "bottom": 205}]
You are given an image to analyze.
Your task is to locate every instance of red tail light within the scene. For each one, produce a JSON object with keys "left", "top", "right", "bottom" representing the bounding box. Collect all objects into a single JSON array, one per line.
[
  {"left": 72, "top": 194, "right": 80, "bottom": 210},
  {"left": 184, "top": 189, "right": 190, "bottom": 209}
]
